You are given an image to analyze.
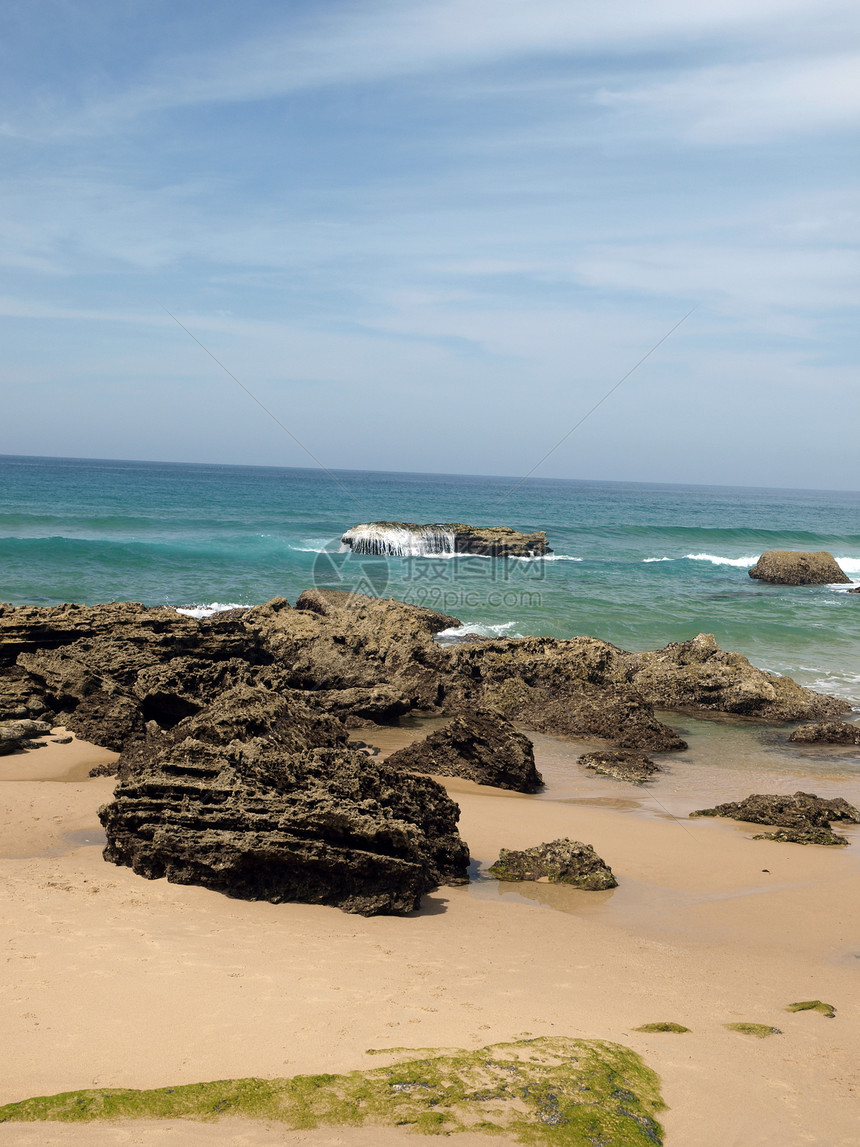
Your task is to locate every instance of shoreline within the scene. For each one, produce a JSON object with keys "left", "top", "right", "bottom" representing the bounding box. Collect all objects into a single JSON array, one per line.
[{"left": 2, "top": 728, "right": 859, "bottom": 1144}]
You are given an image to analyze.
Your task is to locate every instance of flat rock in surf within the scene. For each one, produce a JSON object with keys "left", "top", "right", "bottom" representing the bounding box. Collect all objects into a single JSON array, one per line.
[
  {"left": 341, "top": 522, "right": 551, "bottom": 557},
  {"left": 578, "top": 748, "right": 662, "bottom": 783},
  {"left": 691, "top": 791, "right": 859, "bottom": 846},
  {"left": 789, "top": 720, "right": 860, "bottom": 745}
]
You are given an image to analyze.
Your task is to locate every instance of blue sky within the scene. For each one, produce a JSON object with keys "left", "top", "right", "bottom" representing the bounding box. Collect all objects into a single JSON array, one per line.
[{"left": 1, "top": 0, "right": 858, "bottom": 488}]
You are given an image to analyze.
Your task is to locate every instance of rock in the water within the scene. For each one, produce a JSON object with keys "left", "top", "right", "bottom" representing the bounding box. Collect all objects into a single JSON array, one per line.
[
  {"left": 384, "top": 709, "right": 543, "bottom": 793},
  {"left": 626, "top": 633, "right": 849, "bottom": 722},
  {"left": 341, "top": 522, "right": 551, "bottom": 557},
  {"left": 753, "top": 827, "right": 849, "bottom": 846},
  {"left": 489, "top": 838, "right": 617, "bottom": 890},
  {"left": 748, "top": 550, "right": 850, "bottom": 586},
  {"left": 788, "top": 721, "right": 860, "bottom": 745},
  {"left": 691, "top": 791, "right": 860, "bottom": 830},
  {"left": 578, "top": 749, "right": 662, "bottom": 783}
]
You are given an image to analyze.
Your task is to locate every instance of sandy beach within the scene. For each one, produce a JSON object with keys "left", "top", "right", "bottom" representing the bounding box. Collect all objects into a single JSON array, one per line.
[{"left": 1, "top": 724, "right": 859, "bottom": 1146}]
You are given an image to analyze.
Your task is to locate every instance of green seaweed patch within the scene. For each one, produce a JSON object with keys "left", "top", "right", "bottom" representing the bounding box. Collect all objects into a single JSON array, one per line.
[
  {"left": 634, "top": 1023, "right": 690, "bottom": 1034},
  {"left": 785, "top": 1000, "right": 836, "bottom": 1018},
  {"left": 0, "top": 1037, "right": 665, "bottom": 1145},
  {"left": 723, "top": 1023, "right": 782, "bottom": 1039}
]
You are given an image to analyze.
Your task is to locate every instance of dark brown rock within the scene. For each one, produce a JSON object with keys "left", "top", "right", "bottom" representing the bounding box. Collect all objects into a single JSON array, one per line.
[
  {"left": 489, "top": 838, "right": 617, "bottom": 890},
  {"left": 788, "top": 721, "right": 860, "bottom": 745},
  {"left": 384, "top": 710, "right": 543, "bottom": 793},
  {"left": 578, "top": 749, "right": 662, "bottom": 783},
  {"left": 690, "top": 791, "right": 860, "bottom": 829},
  {"left": 748, "top": 551, "right": 850, "bottom": 586},
  {"left": 100, "top": 735, "right": 470, "bottom": 916}
]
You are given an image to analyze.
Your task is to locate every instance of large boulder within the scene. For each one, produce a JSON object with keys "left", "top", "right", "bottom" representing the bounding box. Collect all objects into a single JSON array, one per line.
[
  {"left": 748, "top": 551, "right": 850, "bottom": 586},
  {"left": 384, "top": 710, "right": 543, "bottom": 793},
  {"left": 489, "top": 838, "right": 617, "bottom": 890},
  {"left": 100, "top": 688, "right": 470, "bottom": 916},
  {"left": 626, "top": 633, "right": 850, "bottom": 722}
]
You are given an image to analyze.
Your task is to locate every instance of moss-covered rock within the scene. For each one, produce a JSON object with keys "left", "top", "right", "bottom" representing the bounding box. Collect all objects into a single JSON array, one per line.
[
  {"left": 0, "top": 1036, "right": 665, "bottom": 1145},
  {"left": 489, "top": 838, "right": 617, "bottom": 890}
]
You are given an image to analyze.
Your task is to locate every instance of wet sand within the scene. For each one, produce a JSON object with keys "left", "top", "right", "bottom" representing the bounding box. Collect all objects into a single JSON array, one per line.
[{"left": 1, "top": 724, "right": 859, "bottom": 1145}]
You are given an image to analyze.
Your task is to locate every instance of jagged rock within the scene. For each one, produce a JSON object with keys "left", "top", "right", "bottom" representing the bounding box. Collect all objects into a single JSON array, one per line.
[
  {"left": 441, "top": 636, "right": 686, "bottom": 751},
  {"left": 341, "top": 523, "right": 551, "bottom": 557},
  {"left": 384, "top": 710, "right": 543, "bottom": 793},
  {"left": 578, "top": 749, "right": 662, "bottom": 783},
  {"left": 748, "top": 550, "right": 850, "bottom": 586},
  {"left": 848, "top": 586, "right": 860, "bottom": 594},
  {"left": 0, "top": 718, "right": 51, "bottom": 755},
  {"left": 489, "top": 838, "right": 617, "bottom": 890},
  {"left": 788, "top": 721, "right": 860, "bottom": 745},
  {"left": 101, "top": 735, "right": 469, "bottom": 916},
  {"left": 753, "top": 827, "right": 849, "bottom": 846},
  {"left": 691, "top": 791, "right": 860, "bottom": 830},
  {"left": 626, "top": 633, "right": 849, "bottom": 722}
]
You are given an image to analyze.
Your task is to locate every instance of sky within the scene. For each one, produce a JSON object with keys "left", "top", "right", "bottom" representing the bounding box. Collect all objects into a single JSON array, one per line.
[{"left": 1, "top": 0, "right": 858, "bottom": 489}]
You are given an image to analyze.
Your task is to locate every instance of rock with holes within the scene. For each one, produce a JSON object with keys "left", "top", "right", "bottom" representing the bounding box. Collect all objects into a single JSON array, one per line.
[
  {"left": 788, "top": 721, "right": 860, "bottom": 745},
  {"left": 691, "top": 791, "right": 860, "bottom": 831},
  {"left": 578, "top": 749, "right": 662, "bottom": 783}
]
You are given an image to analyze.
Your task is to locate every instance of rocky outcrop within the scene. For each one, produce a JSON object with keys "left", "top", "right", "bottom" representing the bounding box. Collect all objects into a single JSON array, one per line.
[
  {"left": 341, "top": 522, "right": 551, "bottom": 557},
  {"left": 441, "top": 636, "right": 686, "bottom": 751},
  {"left": 384, "top": 710, "right": 543, "bottom": 793},
  {"left": 489, "top": 838, "right": 617, "bottom": 890},
  {"left": 626, "top": 633, "right": 850, "bottom": 722},
  {"left": 101, "top": 687, "right": 469, "bottom": 915},
  {"left": 788, "top": 721, "right": 860, "bottom": 745},
  {"left": 748, "top": 551, "right": 850, "bottom": 586},
  {"left": 691, "top": 791, "right": 859, "bottom": 846},
  {"left": 578, "top": 749, "right": 662, "bottom": 783}
]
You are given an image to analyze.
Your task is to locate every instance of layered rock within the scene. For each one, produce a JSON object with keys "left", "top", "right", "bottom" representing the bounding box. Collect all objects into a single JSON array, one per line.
[
  {"left": 341, "top": 523, "right": 551, "bottom": 557},
  {"left": 691, "top": 791, "right": 859, "bottom": 846},
  {"left": 384, "top": 710, "right": 543, "bottom": 793},
  {"left": 625, "top": 633, "right": 849, "bottom": 722},
  {"left": 748, "top": 551, "right": 850, "bottom": 586},
  {"left": 788, "top": 721, "right": 860, "bottom": 745},
  {"left": 101, "top": 687, "right": 469, "bottom": 915},
  {"left": 489, "top": 838, "right": 617, "bottom": 890},
  {"left": 578, "top": 749, "right": 662, "bottom": 783}
]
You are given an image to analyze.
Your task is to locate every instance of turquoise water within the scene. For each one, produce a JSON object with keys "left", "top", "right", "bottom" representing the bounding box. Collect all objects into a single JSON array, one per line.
[{"left": 1, "top": 454, "right": 859, "bottom": 705}]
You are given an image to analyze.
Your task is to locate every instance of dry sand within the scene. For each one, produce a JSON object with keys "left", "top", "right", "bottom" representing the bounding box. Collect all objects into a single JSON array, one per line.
[{"left": 1, "top": 726, "right": 859, "bottom": 1146}]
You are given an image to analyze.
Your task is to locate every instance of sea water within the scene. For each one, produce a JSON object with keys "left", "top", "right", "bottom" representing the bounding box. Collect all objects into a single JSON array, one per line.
[{"left": 1, "top": 454, "right": 858, "bottom": 707}]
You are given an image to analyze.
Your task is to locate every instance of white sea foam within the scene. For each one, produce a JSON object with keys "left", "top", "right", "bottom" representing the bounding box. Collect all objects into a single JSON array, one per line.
[
  {"left": 342, "top": 524, "right": 456, "bottom": 557},
  {"left": 436, "top": 620, "right": 524, "bottom": 642},
  {"left": 642, "top": 557, "right": 675, "bottom": 563},
  {"left": 684, "top": 553, "right": 760, "bottom": 567},
  {"left": 175, "top": 602, "right": 250, "bottom": 619},
  {"left": 834, "top": 556, "right": 860, "bottom": 573},
  {"left": 511, "top": 553, "right": 582, "bottom": 562}
]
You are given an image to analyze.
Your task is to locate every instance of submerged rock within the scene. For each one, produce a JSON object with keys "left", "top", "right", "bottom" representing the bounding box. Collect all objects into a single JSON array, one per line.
[
  {"left": 752, "top": 827, "right": 849, "bottom": 846},
  {"left": 788, "top": 721, "right": 860, "bottom": 745},
  {"left": 489, "top": 838, "right": 617, "bottom": 890},
  {"left": 748, "top": 550, "right": 850, "bottom": 586},
  {"left": 578, "top": 749, "right": 662, "bottom": 783},
  {"left": 384, "top": 709, "right": 543, "bottom": 793},
  {"left": 691, "top": 790, "right": 860, "bottom": 828},
  {"left": 341, "top": 522, "right": 551, "bottom": 557}
]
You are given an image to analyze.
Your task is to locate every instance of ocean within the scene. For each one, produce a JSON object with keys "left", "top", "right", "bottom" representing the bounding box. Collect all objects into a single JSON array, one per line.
[{"left": 1, "top": 453, "right": 859, "bottom": 708}]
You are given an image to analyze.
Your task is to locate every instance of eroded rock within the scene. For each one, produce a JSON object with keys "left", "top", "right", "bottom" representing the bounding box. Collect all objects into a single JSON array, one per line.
[
  {"left": 691, "top": 791, "right": 860, "bottom": 834},
  {"left": 788, "top": 721, "right": 860, "bottom": 745},
  {"left": 489, "top": 838, "right": 617, "bottom": 890},
  {"left": 384, "top": 710, "right": 543, "bottom": 793},
  {"left": 748, "top": 550, "right": 850, "bottom": 586}
]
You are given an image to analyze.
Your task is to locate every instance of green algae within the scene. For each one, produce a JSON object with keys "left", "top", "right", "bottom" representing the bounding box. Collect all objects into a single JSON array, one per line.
[
  {"left": 634, "top": 1023, "right": 690, "bottom": 1034},
  {"left": 723, "top": 1023, "right": 782, "bottom": 1038},
  {"left": 0, "top": 1036, "right": 665, "bottom": 1144},
  {"left": 785, "top": 1000, "right": 836, "bottom": 1018}
]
